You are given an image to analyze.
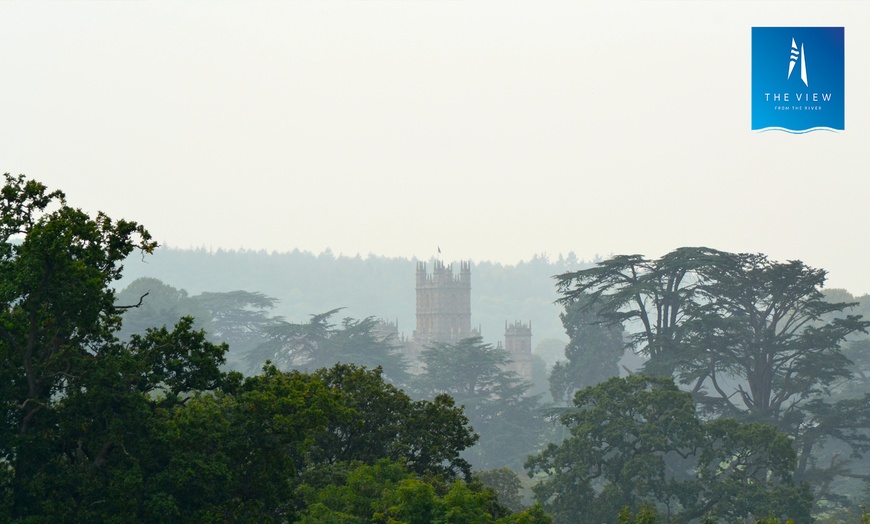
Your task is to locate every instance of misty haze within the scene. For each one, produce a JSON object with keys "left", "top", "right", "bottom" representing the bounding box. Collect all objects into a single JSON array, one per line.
[{"left": 3, "top": 1, "right": 870, "bottom": 523}]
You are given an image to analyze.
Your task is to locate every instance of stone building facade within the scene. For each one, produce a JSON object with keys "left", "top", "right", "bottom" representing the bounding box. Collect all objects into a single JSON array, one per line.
[
  {"left": 502, "top": 320, "right": 534, "bottom": 381},
  {"left": 391, "top": 260, "right": 532, "bottom": 381},
  {"left": 413, "top": 260, "right": 474, "bottom": 346}
]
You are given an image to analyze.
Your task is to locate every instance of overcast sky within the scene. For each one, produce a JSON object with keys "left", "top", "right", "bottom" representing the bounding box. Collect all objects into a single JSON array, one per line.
[{"left": 2, "top": 1, "right": 869, "bottom": 293}]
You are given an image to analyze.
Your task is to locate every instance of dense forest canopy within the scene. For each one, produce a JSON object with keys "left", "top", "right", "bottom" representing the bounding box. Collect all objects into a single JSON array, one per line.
[
  {"left": 0, "top": 173, "right": 552, "bottom": 523},
  {"left": 554, "top": 248, "right": 870, "bottom": 519},
  {"left": 6, "top": 173, "right": 870, "bottom": 523}
]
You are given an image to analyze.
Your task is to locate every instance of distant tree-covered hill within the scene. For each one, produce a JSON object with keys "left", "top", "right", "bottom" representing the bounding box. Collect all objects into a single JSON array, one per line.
[{"left": 116, "top": 247, "right": 596, "bottom": 349}]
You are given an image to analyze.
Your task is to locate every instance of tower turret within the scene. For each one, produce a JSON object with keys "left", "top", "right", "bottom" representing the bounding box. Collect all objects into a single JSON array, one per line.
[
  {"left": 504, "top": 320, "right": 533, "bottom": 381},
  {"left": 413, "top": 260, "right": 472, "bottom": 346}
]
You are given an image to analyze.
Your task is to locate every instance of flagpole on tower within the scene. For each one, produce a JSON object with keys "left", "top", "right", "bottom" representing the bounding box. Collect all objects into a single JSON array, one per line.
[{"left": 437, "top": 245, "right": 442, "bottom": 261}]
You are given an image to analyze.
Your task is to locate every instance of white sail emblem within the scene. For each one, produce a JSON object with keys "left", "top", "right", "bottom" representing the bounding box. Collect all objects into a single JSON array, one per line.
[{"left": 788, "top": 38, "right": 808, "bottom": 87}]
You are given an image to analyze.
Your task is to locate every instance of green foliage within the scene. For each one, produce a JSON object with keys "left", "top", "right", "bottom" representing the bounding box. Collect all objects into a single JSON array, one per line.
[
  {"left": 555, "top": 248, "right": 725, "bottom": 377},
  {"left": 248, "top": 308, "right": 409, "bottom": 384},
  {"left": 0, "top": 173, "right": 160, "bottom": 520},
  {"left": 555, "top": 248, "right": 870, "bottom": 512},
  {"left": 414, "top": 336, "right": 545, "bottom": 470},
  {"left": 681, "top": 253, "right": 868, "bottom": 423},
  {"left": 307, "top": 363, "right": 477, "bottom": 480},
  {"left": 115, "top": 277, "right": 205, "bottom": 338},
  {"left": 526, "top": 376, "right": 811, "bottom": 524},
  {"left": 476, "top": 468, "right": 525, "bottom": 512},
  {"left": 298, "top": 460, "right": 551, "bottom": 524},
  {"left": 549, "top": 292, "right": 625, "bottom": 404},
  {"left": 116, "top": 277, "right": 280, "bottom": 371},
  {"left": 617, "top": 505, "right": 663, "bottom": 524},
  {"left": 142, "top": 362, "right": 480, "bottom": 521},
  {"left": 527, "top": 375, "right": 700, "bottom": 523},
  {"left": 696, "top": 418, "right": 813, "bottom": 523},
  {"left": 146, "top": 368, "right": 334, "bottom": 523},
  {"left": 0, "top": 175, "right": 497, "bottom": 523}
]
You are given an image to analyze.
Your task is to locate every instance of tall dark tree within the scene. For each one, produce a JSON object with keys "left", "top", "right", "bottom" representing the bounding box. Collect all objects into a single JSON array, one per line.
[
  {"left": 414, "top": 336, "right": 544, "bottom": 470},
  {"left": 554, "top": 247, "right": 870, "bottom": 511},
  {"left": 549, "top": 292, "right": 625, "bottom": 404},
  {"left": 555, "top": 247, "right": 727, "bottom": 377},
  {"left": 189, "top": 289, "right": 279, "bottom": 354},
  {"left": 678, "top": 253, "right": 868, "bottom": 424},
  {"left": 0, "top": 174, "right": 229, "bottom": 521}
]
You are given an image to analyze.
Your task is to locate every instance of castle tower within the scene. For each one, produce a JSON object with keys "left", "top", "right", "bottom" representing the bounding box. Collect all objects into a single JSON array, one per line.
[
  {"left": 413, "top": 261, "right": 472, "bottom": 346},
  {"left": 504, "top": 320, "right": 533, "bottom": 381}
]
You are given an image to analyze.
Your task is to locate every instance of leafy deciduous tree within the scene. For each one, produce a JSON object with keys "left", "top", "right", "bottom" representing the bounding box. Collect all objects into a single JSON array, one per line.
[
  {"left": 526, "top": 376, "right": 811, "bottom": 524},
  {"left": 298, "top": 459, "right": 552, "bottom": 524},
  {"left": 307, "top": 363, "right": 477, "bottom": 480},
  {"left": 0, "top": 173, "right": 261, "bottom": 522},
  {"left": 476, "top": 467, "right": 525, "bottom": 513}
]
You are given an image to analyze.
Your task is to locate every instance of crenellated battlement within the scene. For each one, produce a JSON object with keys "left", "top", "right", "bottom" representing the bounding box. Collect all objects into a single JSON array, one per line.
[
  {"left": 503, "top": 319, "right": 533, "bottom": 380},
  {"left": 505, "top": 319, "right": 531, "bottom": 335},
  {"left": 406, "top": 261, "right": 533, "bottom": 382},
  {"left": 416, "top": 261, "right": 471, "bottom": 285},
  {"left": 414, "top": 260, "right": 472, "bottom": 345}
]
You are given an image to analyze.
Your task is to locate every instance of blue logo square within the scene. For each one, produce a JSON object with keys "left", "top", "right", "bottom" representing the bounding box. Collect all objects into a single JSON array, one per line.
[{"left": 752, "top": 27, "right": 844, "bottom": 132}]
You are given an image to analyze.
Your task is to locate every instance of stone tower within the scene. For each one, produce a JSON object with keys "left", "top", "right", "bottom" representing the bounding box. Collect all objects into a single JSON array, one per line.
[
  {"left": 504, "top": 320, "right": 533, "bottom": 381},
  {"left": 413, "top": 260, "right": 472, "bottom": 346}
]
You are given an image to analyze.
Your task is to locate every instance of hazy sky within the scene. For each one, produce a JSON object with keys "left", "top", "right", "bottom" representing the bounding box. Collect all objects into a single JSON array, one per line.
[{"left": 3, "top": 2, "right": 869, "bottom": 293}]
